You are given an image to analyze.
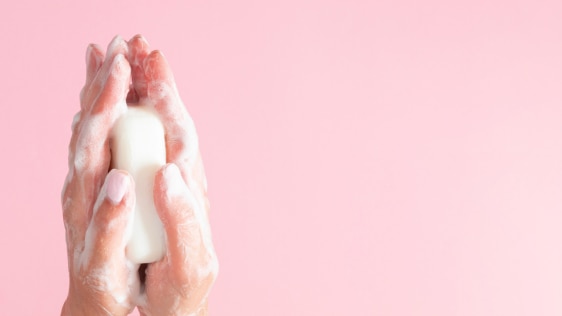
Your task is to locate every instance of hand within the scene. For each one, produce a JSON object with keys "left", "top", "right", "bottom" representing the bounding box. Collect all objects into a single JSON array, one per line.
[
  {"left": 61, "top": 36, "right": 139, "bottom": 316},
  {"left": 127, "top": 35, "right": 219, "bottom": 316}
]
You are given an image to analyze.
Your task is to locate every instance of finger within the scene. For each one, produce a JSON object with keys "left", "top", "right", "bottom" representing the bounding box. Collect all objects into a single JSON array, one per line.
[
  {"left": 104, "top": 35, "right": 128, "bottom": 65},
  {"left": 143, "top": 50, "right": 201, "bottom": 178},
  {"left": 90, "top": 53, "right": 131, "bottom": 115},
  {"left": 73, "top": 43, "right": 103, "bottom": 167},
  {"left": 62, "top": 173, "right": 88, "bottom": 258},
  {"left": 72, "top": 53, "right": 131, "bottom": 221},
  {"left": 84, "top": 35, "right": 128, "bottom": 111},
  {"left": 80, "top": 44, "right": 104, "bottom": 108},
  {"left": 82, "top": 170, "right": 135, "bottom": 267},
  {"left": 153, "top": 163, "right": 216, "bottom": 270},
  {"left": 85, "top": 44, "right": 104, "bottom": 87},
  {"left": 144, "top": 50, "right": 178, "bottom": 105},
  {"left": 128, "top": 34, "right": 150, "bottom": 100}
]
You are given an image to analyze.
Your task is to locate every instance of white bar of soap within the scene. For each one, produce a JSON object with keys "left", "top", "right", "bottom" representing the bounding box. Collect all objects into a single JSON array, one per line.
[{"left": 111, "top": 105, "right": 166, "bottom": 264}]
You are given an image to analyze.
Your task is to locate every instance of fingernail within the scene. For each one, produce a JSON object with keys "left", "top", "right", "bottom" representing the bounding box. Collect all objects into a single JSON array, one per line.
[
  {"left": 163, "top": 163, "right": 186, "bottom": 198},
  {"left": 105, "top": 171, "right": 129, "bottom": 205}
]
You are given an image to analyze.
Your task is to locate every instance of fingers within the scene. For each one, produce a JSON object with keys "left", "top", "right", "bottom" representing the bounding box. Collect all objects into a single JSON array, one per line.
[
  {"left": 127, "top": 41, "right": 203, "bottom": 189},
  {"left": 128, "top": 34, "right": 150, "bottom": 100},
  {"left": 84, "top": 35, "right": 129, "bottom": 113},
  {"left": 82, "top": 170, "right": 135, "bottom": 267},
  {"left": 143, "top": 163, "right": 218, "bottom": 315},
  {"left": 71, "top": 53, "right": 131, "bottom": 221},
  {"left": 66, "top": 35, "right": 135, "bottom": 242},
  {"left": 104, "top": 35, "right": 129, "bottom": 65},
  {"left": 153, "top": 163, "right": 216, "bottom": 270},
  {"left": 74, "top": 38, "right": 131, "bottom": 171},
  {"left": 90, "top": 37, "right": 130, "bottom": 115},
  {"left": 144, "top": 50, "right": 178, "bottom": 104},
  {"left": 65, "top": 37, "right": 132, "bottom": 243},
  {"left": 85, "top": 44, "right": 104, "bottom": 87},
  {"left": 74, "top": 41, "right": 131, "bottom": 172},
  {"left": 91, "top": 53, "right": 131, "bottom": 115},
  {"left": 141, "top": 50, "right": 201, "bottom": 179},
  {"left": 73, "top": 172, "right": 138, "bottom": 316},
  {"left": 142, "top": 50, "right": 190, "bottom": 130}
]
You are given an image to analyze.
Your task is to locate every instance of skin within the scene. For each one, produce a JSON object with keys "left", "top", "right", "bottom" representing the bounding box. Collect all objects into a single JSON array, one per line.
[
  {"left": 61, "top": 35, "right": 218, "bottom": 316},
  {"left": 128, "top": 35, "right": 218, "bottom": 316}
]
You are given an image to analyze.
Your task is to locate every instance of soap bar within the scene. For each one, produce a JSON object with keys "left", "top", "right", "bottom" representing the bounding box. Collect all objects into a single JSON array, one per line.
[{"left": 111, "top": 105, "right": 167, "bottom": 264}]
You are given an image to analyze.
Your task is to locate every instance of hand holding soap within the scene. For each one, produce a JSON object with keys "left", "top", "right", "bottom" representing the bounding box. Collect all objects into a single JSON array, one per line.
[{"left": 110, "top": 105, "right": 166, "bottom": 264}]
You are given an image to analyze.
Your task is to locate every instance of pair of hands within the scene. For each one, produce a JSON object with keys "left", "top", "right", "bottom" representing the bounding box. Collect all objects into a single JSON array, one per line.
[{"left": 61, "top": 35, "right": 218, "bottom": 315}]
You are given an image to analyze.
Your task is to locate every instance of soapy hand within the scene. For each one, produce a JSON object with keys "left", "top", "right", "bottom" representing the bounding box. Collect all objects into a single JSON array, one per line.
[
  {"left": 127, "top": 34, "right": 219, "bottom": 316},
  {"left": 62, "top": 35, "right": 217, "bottom": 315},
  {"left": 61, "top": 36, "right": 139, "bottom": 315}
]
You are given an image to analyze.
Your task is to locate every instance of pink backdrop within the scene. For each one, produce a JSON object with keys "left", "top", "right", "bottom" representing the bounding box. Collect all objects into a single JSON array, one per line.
[{"left": 2, "top": 0, "right": 562, "bottom": 315}]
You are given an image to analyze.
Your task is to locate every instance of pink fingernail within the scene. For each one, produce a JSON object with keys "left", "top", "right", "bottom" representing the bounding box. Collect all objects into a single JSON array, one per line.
[{"left": 106, "top": 171, "right": 129, "bottom": 205}]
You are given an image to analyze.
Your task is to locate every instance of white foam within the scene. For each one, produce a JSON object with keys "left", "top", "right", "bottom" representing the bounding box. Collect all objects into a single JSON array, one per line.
[{"left": 71, "top": 111, "right": 81, "bottom": 131}]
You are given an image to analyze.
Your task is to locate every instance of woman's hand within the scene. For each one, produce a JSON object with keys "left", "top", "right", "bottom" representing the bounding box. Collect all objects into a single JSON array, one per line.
[
  {"left": 61, "top": 36, "right": 139, "bottom": 316},
  {"left": 128, "top": 35, "right": 219, "bottom": 316}
]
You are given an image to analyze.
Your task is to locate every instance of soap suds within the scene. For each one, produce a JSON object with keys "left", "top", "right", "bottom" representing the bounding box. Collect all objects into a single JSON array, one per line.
[
  {"left": 73, "top": 113, "right": 105, "bottom": 173},
  {"left": 63, "top": 36, "right": 143, "bottom": 313},
  {"left": 73, "top": 98, "right": 126, "bottom": 174},
  {"left": 163, "top": 163, "right": 185, "bottom": 199},
  {"left": 77, "top": 212, "right": 139, "bottom": 311},
  {"left": 105, "top": 35, "right": 127, "bottom": 64},
  {"left": 65, "top": 38, "right": 217, "bottom": 313},
  {"left": 71, "top": 111, "right": 81, "bottom": 132},
  {"left": 80, "top": 264, "right": 135, "bottom": 311},
  {"left": 162, "top": 162, "right": 217, "bottom": 276}
]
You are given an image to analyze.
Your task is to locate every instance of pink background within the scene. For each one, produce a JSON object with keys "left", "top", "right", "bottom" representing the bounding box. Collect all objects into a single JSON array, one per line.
[{"left": 1, "top": 0, "right": 562, "bottom": 315}]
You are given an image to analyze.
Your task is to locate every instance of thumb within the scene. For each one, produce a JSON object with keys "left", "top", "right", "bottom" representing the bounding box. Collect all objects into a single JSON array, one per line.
[
  {"left": 153, "top": 163, "right": 215, "bottom": 269},
  {"left": 82, "top": 169, "right": 135, "bottom": 267}
]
